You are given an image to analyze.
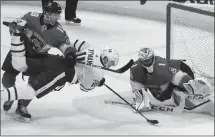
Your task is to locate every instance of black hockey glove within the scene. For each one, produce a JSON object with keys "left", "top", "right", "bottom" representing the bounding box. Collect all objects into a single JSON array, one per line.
[
  {"left": 64, "top": 47, "right": 77, "bottom": 68},
  {"left": 98, "top": 78, "right": 105, "bottom": 87}
]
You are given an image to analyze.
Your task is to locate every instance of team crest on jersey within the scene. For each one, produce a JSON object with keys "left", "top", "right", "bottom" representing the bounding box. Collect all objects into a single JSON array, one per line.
[
  {"left": 169, "top": 67, "right": 177, "bottom": 74},
  {"left": 41, "top": 25, "right": 47, "bottom": 32}
]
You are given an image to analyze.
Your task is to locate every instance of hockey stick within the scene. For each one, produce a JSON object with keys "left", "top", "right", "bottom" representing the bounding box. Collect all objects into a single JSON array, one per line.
[
  {"left": 77, "top": 59, "right": 134, "bottom": 74},
  {"left": 104, "top": 100, "right": 182, "bottom": 113},
  {"left": 105, "top": 99, "right": 211, "bottom": 111},
  {"left": 104, "top": 84, "right": 159, "bottom": 125},
  {"left": 184, "top": 100, "right": 210, "bottom": 110}
]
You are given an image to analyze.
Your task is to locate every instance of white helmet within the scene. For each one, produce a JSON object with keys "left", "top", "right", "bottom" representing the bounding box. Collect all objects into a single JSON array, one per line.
[
  {"left": 101, "top": 47, "right": 119, "bottom": 68},
  {"left": 138, "top": 47, "right": 155, "bottom": 67}
]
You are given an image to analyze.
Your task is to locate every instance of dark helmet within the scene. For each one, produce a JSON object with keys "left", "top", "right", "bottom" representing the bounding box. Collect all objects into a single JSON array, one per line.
[{"left": 44, "top": 2, "right": 62, "bottom": 14}]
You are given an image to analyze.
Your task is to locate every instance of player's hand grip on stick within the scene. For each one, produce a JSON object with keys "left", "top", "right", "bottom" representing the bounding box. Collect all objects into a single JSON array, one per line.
[{"left": 104, "top": 84, "right": 159, "bottom": 125}]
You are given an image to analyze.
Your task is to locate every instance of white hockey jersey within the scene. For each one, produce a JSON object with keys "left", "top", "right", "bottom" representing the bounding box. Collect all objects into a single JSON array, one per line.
[{"left": 70, "top": 40, "right": 104, "bottom": 92}]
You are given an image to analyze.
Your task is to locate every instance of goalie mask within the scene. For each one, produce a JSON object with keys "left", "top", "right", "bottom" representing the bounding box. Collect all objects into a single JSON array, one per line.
[
  {"left": 101, "top": 48, "right": 119, "bottom": 68},
  {"left": 183, "top": 77, "right": 213, "bottom": 96},
  {"left": 138, "top": 48, "right": 155, "bottom": 73}
]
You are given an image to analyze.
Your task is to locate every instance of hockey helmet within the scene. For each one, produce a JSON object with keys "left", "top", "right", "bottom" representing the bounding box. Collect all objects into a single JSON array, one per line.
[
  {"left": 101, "top": 47, "right": 119, "bottom": 68},
  {"left": 44, "top": 2, "right": 62, "bottom": 14},
  {"left": 44, "top": 2, "right": 62, "bottom": 25},
  {"left": 138, "top": 47, "right": 155, "bottom": 67}
]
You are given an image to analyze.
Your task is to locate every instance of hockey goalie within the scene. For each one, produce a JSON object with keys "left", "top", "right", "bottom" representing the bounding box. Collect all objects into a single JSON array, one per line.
[{"left": 130, "top": 48, "right": 214, "bottom": 116}]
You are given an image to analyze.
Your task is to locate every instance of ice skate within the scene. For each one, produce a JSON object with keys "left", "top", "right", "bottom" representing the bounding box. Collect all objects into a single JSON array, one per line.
[
  {"left": 65, "top": 17, "right": 81, "bottom": 25},
  {"left": 14, "top": 103, "right": 31, "bottom": 123}
]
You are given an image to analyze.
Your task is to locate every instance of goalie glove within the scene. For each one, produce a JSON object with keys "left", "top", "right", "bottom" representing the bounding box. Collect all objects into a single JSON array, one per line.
[
  {"left": 133, "top": 88, "right": 152, "bottom": 112},
  {"left": 183, "top": 77, "right": 213, "bottom": 96}
]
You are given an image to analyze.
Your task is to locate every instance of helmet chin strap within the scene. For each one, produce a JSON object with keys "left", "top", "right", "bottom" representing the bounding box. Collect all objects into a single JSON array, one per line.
[{"left": 44, "top": 13, "right": 54, "bottom": 26}]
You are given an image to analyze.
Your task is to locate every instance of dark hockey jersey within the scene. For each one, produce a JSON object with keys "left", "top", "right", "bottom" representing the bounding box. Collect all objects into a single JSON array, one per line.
[
  {"left": 21, "top": 12, "right": 70, "bottom": 56},
  {"left": 130, "top": 56, "right": 182, "bottom": 99}
]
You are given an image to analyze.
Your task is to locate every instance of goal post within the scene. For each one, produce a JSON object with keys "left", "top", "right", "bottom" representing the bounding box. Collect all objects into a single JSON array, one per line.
[{"left": 166, "top": 3, "right": 214, "bottom": 79}]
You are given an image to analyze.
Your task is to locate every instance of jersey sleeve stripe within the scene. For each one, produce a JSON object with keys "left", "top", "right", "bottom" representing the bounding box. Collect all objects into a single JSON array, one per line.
[
  {"left": 11, "top": 43, "right": 24, "bottom": 46},
  {"left": 78, "top": 41, "right": 85, "bottom": 52},
  {"left": 6, "top": 89, "right": 11, "bottom": 101},
  {"left": 11, "top": 48, "right": 26, "bottom": 53},
  {"left": 73, "top": 39, "right": 79, "bottom": 49},
  {"left": 13, "top": 86, "right": 18, "bottom": 100}
]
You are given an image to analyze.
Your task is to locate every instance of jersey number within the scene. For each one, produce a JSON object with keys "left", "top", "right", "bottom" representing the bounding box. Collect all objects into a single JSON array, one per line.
[{"left": 30, "top": 12, "right": 39, "bottom": 17}]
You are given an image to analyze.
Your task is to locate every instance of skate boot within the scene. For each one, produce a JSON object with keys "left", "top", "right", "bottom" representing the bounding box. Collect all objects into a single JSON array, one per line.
[
  {"left": 14, "top": 103, "right": 31, "bottom": 123},
  {"left": 65, "top": 17, "right": 81, "bottom": 25},
  {"left": 3, "top": 101, "right": 14, "bottom": 112}
]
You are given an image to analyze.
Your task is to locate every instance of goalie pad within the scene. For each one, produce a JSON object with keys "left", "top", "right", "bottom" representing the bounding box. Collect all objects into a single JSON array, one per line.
[{"left": 133, "top": 88, "right": 152, "bottom": 112}]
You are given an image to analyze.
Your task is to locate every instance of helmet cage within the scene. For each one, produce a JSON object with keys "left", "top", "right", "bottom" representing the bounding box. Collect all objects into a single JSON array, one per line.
[{"left": 139, "top": 56, "right": 155, "bottom": 67}]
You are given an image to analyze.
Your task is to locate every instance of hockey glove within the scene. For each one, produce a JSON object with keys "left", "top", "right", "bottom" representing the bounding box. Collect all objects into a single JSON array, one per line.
[
  {"left": 92, "top": 78, "right": 105, "bottom": 88},
  {"left": 64, "top": 47, "right": 77, "bottom": 67},
  {"left": 98, "top": 78, "right": 105, "bottom": 87},
  {"left": 4, "top": 18, "right": 27, "bottom": 35}
]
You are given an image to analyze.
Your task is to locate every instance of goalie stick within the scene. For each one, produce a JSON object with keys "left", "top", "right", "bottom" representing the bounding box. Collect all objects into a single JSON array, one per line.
[
  {"left": 104, "top": 97, "right": 211, "bottom": 112},
  {"left": 77, "top": 59, "right": 134, "bottom": 74},
  {"left": 104, "top": 100, "right": 182, "bottom": 113}
]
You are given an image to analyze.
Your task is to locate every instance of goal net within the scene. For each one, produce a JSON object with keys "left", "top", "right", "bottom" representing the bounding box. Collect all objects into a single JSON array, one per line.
[{"left": 166, "top": 3, "right": 214, "bottom": 81}]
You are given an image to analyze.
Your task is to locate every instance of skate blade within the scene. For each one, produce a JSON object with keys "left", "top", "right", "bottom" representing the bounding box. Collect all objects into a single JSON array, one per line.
[{"left": 14, "top": 115, "right": 31, "bottom": 123}]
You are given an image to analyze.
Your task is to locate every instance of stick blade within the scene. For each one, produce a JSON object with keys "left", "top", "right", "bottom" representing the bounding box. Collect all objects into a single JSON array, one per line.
[{"left": 147, "top": 119, "right": 159, "bottom": 124}]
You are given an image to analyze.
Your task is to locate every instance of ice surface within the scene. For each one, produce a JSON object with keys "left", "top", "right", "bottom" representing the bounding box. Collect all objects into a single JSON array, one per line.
[{"left": 1, "top": 4, "right": 214, "bottom": 135}]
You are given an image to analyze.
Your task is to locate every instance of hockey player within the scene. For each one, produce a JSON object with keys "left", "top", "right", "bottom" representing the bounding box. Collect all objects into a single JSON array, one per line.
[
  {"left": 1, "top": 44, "right": 119, "bottom": 122},
  {"left": 130, "top": 47, "right": 214, "bottom": 116},
  {"left": 130, "top": 47, "right": 194, "bottom": 112},
  {"left": 1, "top": 2, "right": 77, "bottom": 121},
  {"left": 69, "top": 45, "right": 119, "bottom": 92}
]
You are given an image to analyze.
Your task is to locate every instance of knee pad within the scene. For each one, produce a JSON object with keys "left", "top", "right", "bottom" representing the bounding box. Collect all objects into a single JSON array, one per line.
[{"left": 2, "top": 72, "right": 17, "bottom": 88}]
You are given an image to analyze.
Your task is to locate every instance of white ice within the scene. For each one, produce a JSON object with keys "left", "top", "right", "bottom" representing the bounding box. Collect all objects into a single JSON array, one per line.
[{"left": 1, "top": 4, "right": 214, "bottom": 135}]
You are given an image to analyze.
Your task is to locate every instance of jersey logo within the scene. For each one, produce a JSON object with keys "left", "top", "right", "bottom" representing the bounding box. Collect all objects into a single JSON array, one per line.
[
  {"left": 158, "top": 63, "right": 166, "bottom": 66},
  {"left": 169, "top": 67, "right": 177, "bottom": 74},
  {"left": 41, "top": 25, "right": 47, "bottom": 32}
]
